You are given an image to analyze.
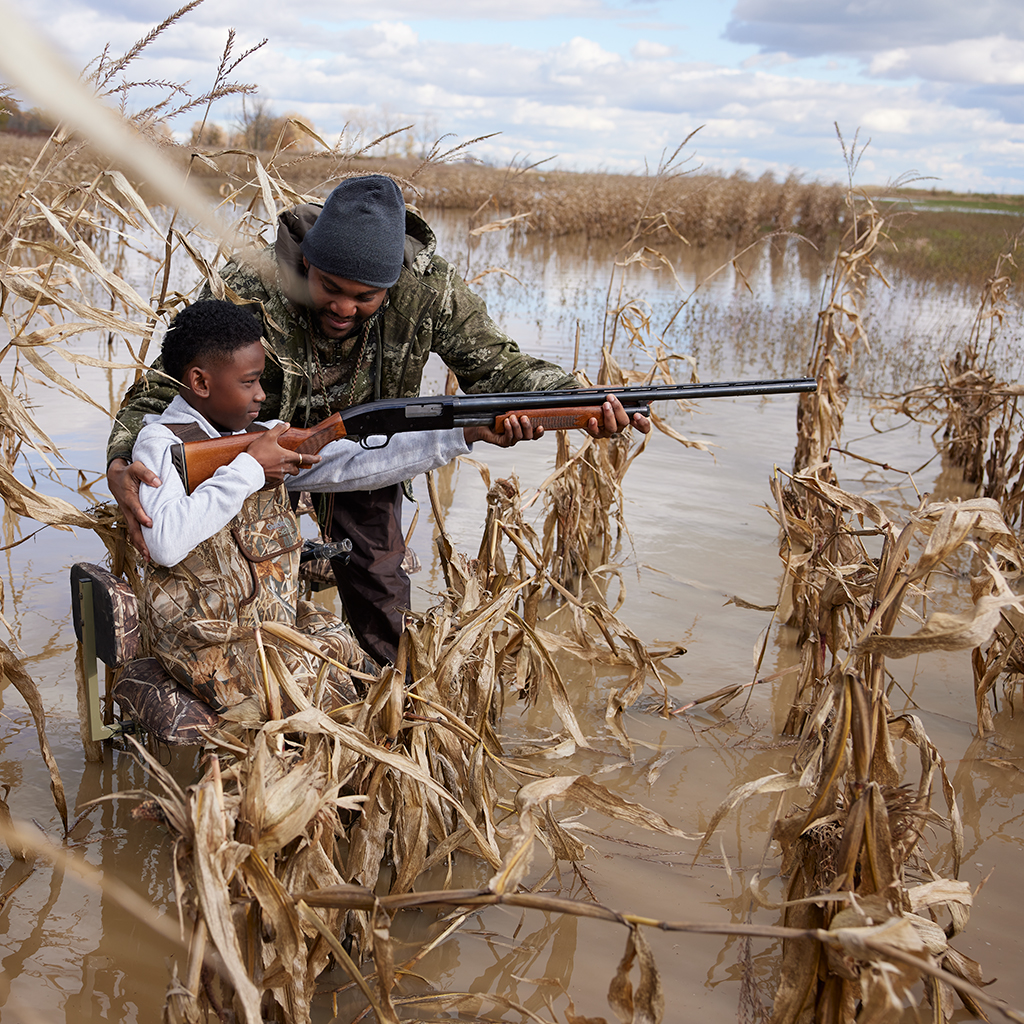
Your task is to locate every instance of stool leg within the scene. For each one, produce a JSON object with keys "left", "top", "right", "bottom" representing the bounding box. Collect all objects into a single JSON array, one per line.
[{"left": 77, "top": 579, "right": 113, "bottom": 743}]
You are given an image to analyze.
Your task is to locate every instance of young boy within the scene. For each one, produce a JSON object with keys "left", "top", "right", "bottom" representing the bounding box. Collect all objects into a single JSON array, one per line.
[{"left": 134, "top": 300, "right": 540, "bottom": 714}]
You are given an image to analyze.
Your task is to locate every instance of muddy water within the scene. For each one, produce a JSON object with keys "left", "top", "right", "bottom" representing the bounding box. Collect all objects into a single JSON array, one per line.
[{"left": 1, "top": 212, "right": 1023, "bottom": 1022}]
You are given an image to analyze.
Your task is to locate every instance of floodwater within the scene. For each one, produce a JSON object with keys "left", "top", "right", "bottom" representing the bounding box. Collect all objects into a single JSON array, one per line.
[{"left": 1, "top": 210, "right": 1023, "bottom": 1023}]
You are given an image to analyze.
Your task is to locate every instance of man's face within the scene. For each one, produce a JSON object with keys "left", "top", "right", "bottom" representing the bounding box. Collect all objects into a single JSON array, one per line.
[
  {"left": 190, "top": 340, "right": 266, "bottom": 433},
  {"left": 303, "top": 258, "right": 388, "bottom": 340}
]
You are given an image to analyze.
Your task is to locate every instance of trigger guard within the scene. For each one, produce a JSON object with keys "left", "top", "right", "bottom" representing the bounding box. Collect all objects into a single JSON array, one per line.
[{"left": 359, "top": 435, "right": 390, "bottom": 449}]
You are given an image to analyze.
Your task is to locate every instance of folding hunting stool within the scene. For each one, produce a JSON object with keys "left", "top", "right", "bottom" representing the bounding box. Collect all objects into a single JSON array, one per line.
[{"left": 70, "top": 562, "right": 219, "bottom": 749}]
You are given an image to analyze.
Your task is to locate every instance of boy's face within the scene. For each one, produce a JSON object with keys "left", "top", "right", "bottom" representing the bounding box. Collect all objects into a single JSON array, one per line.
[{"left": 188, "top": 339, "right": 266, "bottom": 432}]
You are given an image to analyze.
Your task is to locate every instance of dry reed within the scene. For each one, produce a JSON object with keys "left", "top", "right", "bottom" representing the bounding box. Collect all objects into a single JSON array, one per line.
[
  {"left": 695, "top": 138, "right": 1024, "bottom": 1024},
  {"left": 0, "top": 131, "right": 848, "bottom": 248},
  {"left": 406, "top": 159, "right": 846, "bottom": 248}
]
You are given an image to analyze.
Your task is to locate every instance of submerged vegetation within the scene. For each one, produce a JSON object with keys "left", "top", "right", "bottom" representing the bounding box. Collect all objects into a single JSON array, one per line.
[
  {"left": 877, "top": 206, "right": 1024, "bottom": 288},
  {"left": 0, "top": 7, "right": 1023, "bottom": 1024}
]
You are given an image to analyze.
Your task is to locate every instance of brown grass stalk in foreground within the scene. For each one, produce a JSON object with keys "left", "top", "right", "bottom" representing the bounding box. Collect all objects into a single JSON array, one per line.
[{"left": 6, "top": 814, "right": 1024, "bottom": 1024}]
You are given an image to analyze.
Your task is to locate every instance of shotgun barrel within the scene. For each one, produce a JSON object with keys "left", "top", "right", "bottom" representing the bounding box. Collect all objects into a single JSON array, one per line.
[{"left": 169, "top": 377, "right": 818, "bottom": 493}]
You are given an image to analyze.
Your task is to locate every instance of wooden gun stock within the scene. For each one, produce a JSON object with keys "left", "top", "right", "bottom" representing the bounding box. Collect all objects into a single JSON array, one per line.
[{"left": 170, "top": 412, "right": 346, "bottom": 494}]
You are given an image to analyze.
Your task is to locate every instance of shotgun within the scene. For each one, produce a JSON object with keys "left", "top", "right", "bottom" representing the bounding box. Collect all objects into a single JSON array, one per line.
[{"left": 169, "top": 376, "right": 817, "bottom": 494}]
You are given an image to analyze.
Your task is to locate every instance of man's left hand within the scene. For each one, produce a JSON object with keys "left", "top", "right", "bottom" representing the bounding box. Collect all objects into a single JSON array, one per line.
[
  {"left": 464, "top": 413, "right": 543, "bottom": 447},
  {"left": 585, "top": 394, "right": 652, "bottom": 437}
]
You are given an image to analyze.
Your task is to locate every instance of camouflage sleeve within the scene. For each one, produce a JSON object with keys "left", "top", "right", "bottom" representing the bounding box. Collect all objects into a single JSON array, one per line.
[
  {"left": 109, "top": 251, "right": 288, "bottom": 465},
  {"left": 428, "top": 256, "right": 579, "bottom": 394},
  {"left": 106, "top": 362, "right": 178, "bottom": 466}
]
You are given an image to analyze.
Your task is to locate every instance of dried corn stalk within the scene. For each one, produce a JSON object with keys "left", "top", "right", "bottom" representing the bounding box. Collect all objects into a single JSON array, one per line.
[
  {"left": 793, "top": 183, "right": 885, "bottom": 476},
  {"left": 116, "top": 576, "right": 689, "bottom": 1023},
  {"left": 704, "top": 477, "right": 1016, "bottom": 1023},
  {"left": 699, "top": 143, "right": 1024, "bottom": 1023}
]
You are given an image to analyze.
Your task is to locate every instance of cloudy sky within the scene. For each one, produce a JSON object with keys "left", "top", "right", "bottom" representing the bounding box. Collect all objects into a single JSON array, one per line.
[{"left": 14, "top": 0, "right": 1024, "bottom": 192}]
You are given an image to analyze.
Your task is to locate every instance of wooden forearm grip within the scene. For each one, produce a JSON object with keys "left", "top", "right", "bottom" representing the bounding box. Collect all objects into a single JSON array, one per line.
[{"left": 493, "top": 406, "right": 604, "bottom": 432}]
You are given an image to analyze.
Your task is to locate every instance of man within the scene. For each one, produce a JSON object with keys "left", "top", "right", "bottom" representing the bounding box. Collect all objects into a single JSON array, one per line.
[{"left": 107, "top": 175, "right": 649, "bottom": 665}]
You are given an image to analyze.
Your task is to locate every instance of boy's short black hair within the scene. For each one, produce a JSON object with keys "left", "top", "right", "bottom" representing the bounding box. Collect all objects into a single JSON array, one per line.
[{"left": 161, "top": 300, "right": 264, "bottom": 384}]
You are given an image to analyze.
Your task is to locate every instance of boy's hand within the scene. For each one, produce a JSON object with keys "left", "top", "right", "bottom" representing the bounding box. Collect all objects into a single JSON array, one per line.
[
  {"left": 107, "top": 458, "right": 161, "bottom": 560},
  {"left": 585, "top": 394, "right": 652, "bottom": 437},
  {"left": 464, "top": 414, "right": 543, "bottom": 447},
  {"left": 246, "top": 422, "right": 321, "bottom": 484}
]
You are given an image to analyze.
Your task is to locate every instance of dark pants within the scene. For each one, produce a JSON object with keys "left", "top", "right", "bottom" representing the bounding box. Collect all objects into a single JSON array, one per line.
[{"left": 327, "top": 485, "right": 408, "bottom": 666}]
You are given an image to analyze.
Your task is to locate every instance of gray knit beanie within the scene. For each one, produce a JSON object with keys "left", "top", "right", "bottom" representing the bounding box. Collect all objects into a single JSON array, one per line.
[{"left": 300, "top": 175, "right": 406, "bottom": 288}]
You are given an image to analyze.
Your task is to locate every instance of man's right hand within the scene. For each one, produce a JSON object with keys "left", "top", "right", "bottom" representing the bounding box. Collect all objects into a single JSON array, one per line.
[
  {"left": 245, "top": 422, "right": 320, "bottom": 484},
  {"left": 107, "top": 457, "right": 162, "bottom": 560}
]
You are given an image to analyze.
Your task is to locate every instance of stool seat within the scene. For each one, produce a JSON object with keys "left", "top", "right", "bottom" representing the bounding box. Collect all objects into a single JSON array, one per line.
[{"left": 113, "top": 658, "right": 220, "bottom": 746}]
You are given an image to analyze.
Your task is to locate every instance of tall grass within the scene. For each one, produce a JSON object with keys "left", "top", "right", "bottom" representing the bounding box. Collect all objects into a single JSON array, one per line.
[
  {"left": 399, "top": 160, "right": 846, "bottom": 248},
  {"left": 0, "top": 134, "right": 849, "bottom": 248}
]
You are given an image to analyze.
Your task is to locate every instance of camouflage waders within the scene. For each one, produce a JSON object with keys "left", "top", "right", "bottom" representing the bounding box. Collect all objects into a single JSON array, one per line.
[{"left": 143, "top": 484, "right": 362, "bottom": 711}]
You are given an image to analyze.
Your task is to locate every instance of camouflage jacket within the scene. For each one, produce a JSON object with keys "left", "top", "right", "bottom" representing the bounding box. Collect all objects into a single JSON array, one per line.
[
  {"left": 144, "top": 484, "right": 361, "bottom": 711},
  {"left": 107, "top": 206, "right": 578, "bottom": 465}
]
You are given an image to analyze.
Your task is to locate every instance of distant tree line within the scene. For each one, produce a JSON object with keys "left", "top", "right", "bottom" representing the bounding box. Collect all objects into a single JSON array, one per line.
[
  {"left": 191, "top": 97, "right": 319, "bottom": 153},
  {"left": 0, "top": 96, "right": 55, "bottom": 136}
]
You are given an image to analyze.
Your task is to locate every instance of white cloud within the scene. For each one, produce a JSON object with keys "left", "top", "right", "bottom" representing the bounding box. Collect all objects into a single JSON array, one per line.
[
  {"left": 860, "top": 107, "right": 913, "bottom": 133},
  {"left": 631, "top": 40, "right": 674, "bottom": 59},
  {"left": 869, "top": 36, "right": 1024, "bottom": 84},
  {"left": 511, "top": 97, "right": 617, "bottom": 132},
  {"left": 9, "top": 0, "right": 1024, "bottom": 194},
  {"left": 225, "top": 40, "right": 1024, "bottom": 188},
  {"left": 868, "top": 48, "right": 911, "bottom": 76},
  {"left": 552, "top": 37, "right": 622, "bottom": 72},
  {"left": 363, "top": 21, "right": 419, "bottom": 59},
  {"left": 313, "top": 0, "right": 631, "bottom": 17}
]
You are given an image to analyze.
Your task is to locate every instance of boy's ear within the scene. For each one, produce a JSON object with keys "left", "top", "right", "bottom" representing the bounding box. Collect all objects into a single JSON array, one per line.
[{"left": 184, "top": 364, "right": 211, "bottom": 397}]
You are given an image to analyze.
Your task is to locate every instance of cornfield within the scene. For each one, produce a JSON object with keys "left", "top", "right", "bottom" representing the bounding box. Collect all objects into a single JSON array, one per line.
[
  {"left": 700, "top": 142, "right": 1024, "bottom": 1023},
  {"left": 0, "top": 9, "right": 1022, "bottom": 1024}
]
